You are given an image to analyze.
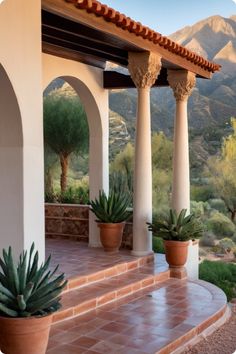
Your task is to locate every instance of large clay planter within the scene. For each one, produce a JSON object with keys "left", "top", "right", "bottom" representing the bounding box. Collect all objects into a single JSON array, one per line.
[
  {"left": 164, "top": 240, "right": 190, "bottom": 268},
  {"left": 98, "top": 222, "right": 125, "bottom": 252},
  {"left": 0, "top": 314, "right": 52, "bottom": 354}
]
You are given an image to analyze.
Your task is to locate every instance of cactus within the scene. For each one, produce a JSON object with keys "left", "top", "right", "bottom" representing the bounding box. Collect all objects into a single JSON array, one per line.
[
  {"left": 147, "top": 209, "right": 204, "bottom": 241},
  {"left": 0, "top": 243, "right": 67, "bottom": 317},
  {"left": 89, "top": 190, "right": 132, "bottom": 223}
]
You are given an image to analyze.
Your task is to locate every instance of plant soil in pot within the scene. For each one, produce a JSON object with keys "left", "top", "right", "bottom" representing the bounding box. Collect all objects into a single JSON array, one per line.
[
  {"left": 0, "top": 243, "right": 67, "bottom": 354},
  {"left": 98, "top": 222, "right": 125, "bottom": 252}
]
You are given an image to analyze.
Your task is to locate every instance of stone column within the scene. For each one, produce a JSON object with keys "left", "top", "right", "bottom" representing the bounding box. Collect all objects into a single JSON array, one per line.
[
  {"left": 168, "top": 70, "right": 196, "bottom": 214},
  {"left": 128, "top": 52, "right": 162, "bottom": 256},
  {"left": 168, "top": 70, "right": 198, "bottom": 279}
]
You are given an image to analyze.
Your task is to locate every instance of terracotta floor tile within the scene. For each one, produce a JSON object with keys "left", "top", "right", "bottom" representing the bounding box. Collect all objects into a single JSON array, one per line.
[
  {"left": 51, "top": 330, "right": 82, "bottom": 344},
  {"left": 47, "top": 344, "right": 86, "bottom": 354},
  {"left": 71, "top": 336, "right": 100, "bottom": 349},
  {"left": 90, "top": 340, "right": 124, "bottom": 353}
]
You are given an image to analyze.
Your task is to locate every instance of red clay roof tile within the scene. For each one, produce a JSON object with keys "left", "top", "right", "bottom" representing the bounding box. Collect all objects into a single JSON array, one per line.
[{"left": 65, "top": 0, "right": 221, "bottom": 73}]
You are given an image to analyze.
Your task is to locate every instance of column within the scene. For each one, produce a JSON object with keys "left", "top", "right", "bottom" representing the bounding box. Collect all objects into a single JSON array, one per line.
[
  {"left": 168, "top": 70, "right": 196, "bottom": 214},
  {"left": 168, "top": 70, "right": 198, "bottom": 279},
  {"left": 128, "top": 52, "right": 162, "bottom": 256}
]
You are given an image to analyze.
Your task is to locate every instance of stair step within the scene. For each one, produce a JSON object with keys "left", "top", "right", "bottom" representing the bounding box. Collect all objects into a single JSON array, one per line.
[
  {"left": 63, "top": 253, "right": 155, "bottom": 292},
  {"left": 53, "top": 260, "right": 169, "bottom": 323},
  {"left": 48, "top": 279, "right": 227, "bottom": 354}
]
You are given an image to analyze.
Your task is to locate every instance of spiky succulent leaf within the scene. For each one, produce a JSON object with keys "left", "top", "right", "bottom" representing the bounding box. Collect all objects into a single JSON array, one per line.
[
  {"left": 90, "top": 189, "right": 132, "bottom": 223},
  {"left": 147, "top": 209, "right": 204, "bottom": 241},
  {"left": 0, "top": 243, "right": 67, "bottom": 318}
]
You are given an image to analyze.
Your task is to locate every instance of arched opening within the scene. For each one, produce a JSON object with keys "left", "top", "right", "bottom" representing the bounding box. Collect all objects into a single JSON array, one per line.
[
  {"left": 43, "top": 74, "right": 108, "bottom": 247},
  {"left": 0, "top": 64, "right": 24, "bottom": 252},
  {"left": 43, "top": 78, "right": 89, "bottom": 203}
]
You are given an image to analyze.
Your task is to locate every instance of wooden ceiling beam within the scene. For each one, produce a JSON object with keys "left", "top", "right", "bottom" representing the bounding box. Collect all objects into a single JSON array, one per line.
[
  {"left": 42, "top": 24, "right": 128, "bottom": 61},
  {"left": 42, "top": 34, "right": 128, "bottom": 66},
  {"left": 42, "top": 42, "right": 106, "bottom": 69},
  {"left": 103, "top": 69, "right": 169, "bottom": 89}
]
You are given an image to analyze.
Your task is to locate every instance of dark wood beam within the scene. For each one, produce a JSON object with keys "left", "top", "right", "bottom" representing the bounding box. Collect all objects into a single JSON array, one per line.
[
  {"left": 42, "top": 42, "right": 106, "bottom": 69},
  {"left": 103, "top": 69, "right": 169, "bottom": 89},
  {"left": 42, "top": 34, "right": 128, "bottom": 66},
  {"left": 42, "top": 24, "right": 128, "bottom": 64}
]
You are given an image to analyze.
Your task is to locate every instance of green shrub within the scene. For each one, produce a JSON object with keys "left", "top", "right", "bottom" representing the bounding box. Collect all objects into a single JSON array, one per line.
[
  {"left": 199, "top": 232, "right": 216, "bottom": 247},
  {"left": 211, "top": 245, "right": 223, "bottom": 254},
  {"left": 232, "top": 234, "right": 236, "bottom": 244},
  {"left": 207, "top": 212, "right": 236, "bottom": 238},
  {"left": 219, "top": 238, "right": 236, "bottom": 253},
  {"left": 59, "top": 186, "right": 89, "bottom": 204},
  {"left": 199, "top": 260, "right": 236, "bottom": 301},
  {"left": 152, "top": 237, "right": 165, "bottom": 254},
  {"left": 208, "top": 199, "right": 227, "bottom": 213},
  {"left": 190, "top": 201, "right": 206, "bottom": 217},
  {"left": 191, "top": 184, "right": 214, "bottom": 202}
]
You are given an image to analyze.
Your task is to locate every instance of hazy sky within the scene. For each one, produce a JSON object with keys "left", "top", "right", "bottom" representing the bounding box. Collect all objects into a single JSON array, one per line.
[{"left": 104, "top": 0, "right": 236, "bottom": 35}]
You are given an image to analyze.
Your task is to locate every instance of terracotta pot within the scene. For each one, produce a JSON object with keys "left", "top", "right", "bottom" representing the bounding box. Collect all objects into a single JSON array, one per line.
[
  {"left": 164, "top": 240, "right": 190, "bottom": 268},
  {"left": 98, "top": 222, "right": 125, "bottom": 252},
  {"left": 0, "top": 314, "right": 52, "bottom": 354}
]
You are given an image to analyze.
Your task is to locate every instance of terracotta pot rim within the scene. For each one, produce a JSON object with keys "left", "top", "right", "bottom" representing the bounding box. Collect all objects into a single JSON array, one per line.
[
  {"left": 97, "top": 222, "right": 125, "bottom": 228},
  {"left": 164, "top": 240, "right": 190, "bottom": 246},
  {"left": 0, "top": 314, "right": 53, "bottom": 321}
]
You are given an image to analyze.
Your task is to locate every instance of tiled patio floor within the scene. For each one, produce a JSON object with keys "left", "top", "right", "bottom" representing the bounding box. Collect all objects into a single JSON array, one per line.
[
  {"left": 45, "top": 239, "right": 227, "bottom": 354},
  {"left": 47, "top": 278, "right": 227, "bottom": 354},
  {"left": 46, "top": 239, "right": 168, "bottom": 279}
]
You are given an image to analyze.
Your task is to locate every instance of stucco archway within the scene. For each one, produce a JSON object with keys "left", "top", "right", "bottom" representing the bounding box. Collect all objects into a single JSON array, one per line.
[
  {"left": 43, "top": 54, "right": 109, "bottom": 246},
  {"left": 0, "top": 64, "right": 24, "bottom": 254}
]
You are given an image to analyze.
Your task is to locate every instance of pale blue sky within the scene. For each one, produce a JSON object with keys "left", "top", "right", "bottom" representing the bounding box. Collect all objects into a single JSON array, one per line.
[{"left": 104, "top": 0, "right": 236, "bottom": 35}]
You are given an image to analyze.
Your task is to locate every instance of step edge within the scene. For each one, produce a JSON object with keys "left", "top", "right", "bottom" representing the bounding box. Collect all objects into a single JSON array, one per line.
[
  {"left": 159, "top": 304, "right": 229, "bottom": 354},
  {"left": 52, "top": 269, "right": 170, "bottom": 324},
  {"left": 63, "top": 254, "right": 155, "bottom": 293}
]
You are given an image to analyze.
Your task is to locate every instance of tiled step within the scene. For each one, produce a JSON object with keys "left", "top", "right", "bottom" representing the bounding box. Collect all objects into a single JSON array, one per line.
[
  {"left": 48, "top": 279, "right": 228, "bottom": 354},
  {"left": 63, "top": 253, "right": 155, "bottom": 292},
  {"left": 53, "top": 259, "right": 170, "bottom": 323}
]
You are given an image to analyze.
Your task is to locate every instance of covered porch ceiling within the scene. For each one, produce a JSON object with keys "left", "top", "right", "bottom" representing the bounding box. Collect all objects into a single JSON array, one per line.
[{"left": 42, "top": 0, "right": 221, "bottom": 88}]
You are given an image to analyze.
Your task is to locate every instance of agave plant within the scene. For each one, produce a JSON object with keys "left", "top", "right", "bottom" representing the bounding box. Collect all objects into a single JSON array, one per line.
[
  {"left": 89, "top": 189, "right": 132, "bottom": 223},
  {"left": 147, "top": 209, "right": 204, "bottom": 241},
  {"left": 0, "top": 243, "right": 67, "bottom": 317}
]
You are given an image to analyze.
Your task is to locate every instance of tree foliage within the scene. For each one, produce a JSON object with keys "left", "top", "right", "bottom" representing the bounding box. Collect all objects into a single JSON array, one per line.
[
  {"left": 110, "top": 132, "right": 173, "bottom": 214},
  {"left": 44, "top": 91, "right": 89, "bottom": 193},
  {"left": 208, "top": 118, "right": 236, "bottom": 222}
]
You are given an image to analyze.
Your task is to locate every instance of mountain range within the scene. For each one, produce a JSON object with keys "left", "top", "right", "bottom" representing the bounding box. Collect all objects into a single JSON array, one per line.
[{"left": 109, "top": 15, "right": 236, "bottom": 172}]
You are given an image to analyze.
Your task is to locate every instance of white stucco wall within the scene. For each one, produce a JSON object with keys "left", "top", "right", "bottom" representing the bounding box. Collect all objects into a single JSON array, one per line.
[
  {"left": 0, "top": 0, "right": 44, "bottom": 260},
  {"left": 43, "top": 54, "right": 109, "bottom": 247}
]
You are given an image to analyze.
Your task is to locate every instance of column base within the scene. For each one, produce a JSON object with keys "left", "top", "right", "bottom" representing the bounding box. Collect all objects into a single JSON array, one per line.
[
  {"left": 89, "top": 242, "right": 102, "bottom": 248},
  {"left": 169, "top": 267, "right": 187, "bottom": 279},
  {"left": 131, "top": 250, "right": 154, "bottom": 257}
]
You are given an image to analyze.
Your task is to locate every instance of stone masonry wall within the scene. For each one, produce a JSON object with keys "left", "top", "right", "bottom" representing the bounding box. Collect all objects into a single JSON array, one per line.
[{"left": 45, "top": 203, "right": 133, "bottom": 249}]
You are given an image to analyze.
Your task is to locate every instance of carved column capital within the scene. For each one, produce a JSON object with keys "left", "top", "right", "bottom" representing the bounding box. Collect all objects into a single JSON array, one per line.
[
  {"left": 168, "top": 70, "right": 196, "bottom": 101},
  {"left": 128, "top": 52, "right": 162, "bottom": 89}
]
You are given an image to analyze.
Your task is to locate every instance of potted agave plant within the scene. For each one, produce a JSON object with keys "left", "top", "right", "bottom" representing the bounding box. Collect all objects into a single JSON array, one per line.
[
  {"left": 90, "top": 190, "right": 132, "bottom": 252},
  {"left": 0, "top": 243, "right": 67, "bottom": 354},
  {"left": 147, "top": 209, "right": 204, "bottom": 268}
]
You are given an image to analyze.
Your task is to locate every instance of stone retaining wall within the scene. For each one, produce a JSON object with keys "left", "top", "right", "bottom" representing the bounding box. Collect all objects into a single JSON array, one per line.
[{"left": 45, "top": 203, "right": 133, "bottom": 249}]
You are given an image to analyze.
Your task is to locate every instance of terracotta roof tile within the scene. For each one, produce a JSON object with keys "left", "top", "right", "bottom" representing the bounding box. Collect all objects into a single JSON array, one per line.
[{"left": 65, "top": 0, "right": 221, "bottom": 73}]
